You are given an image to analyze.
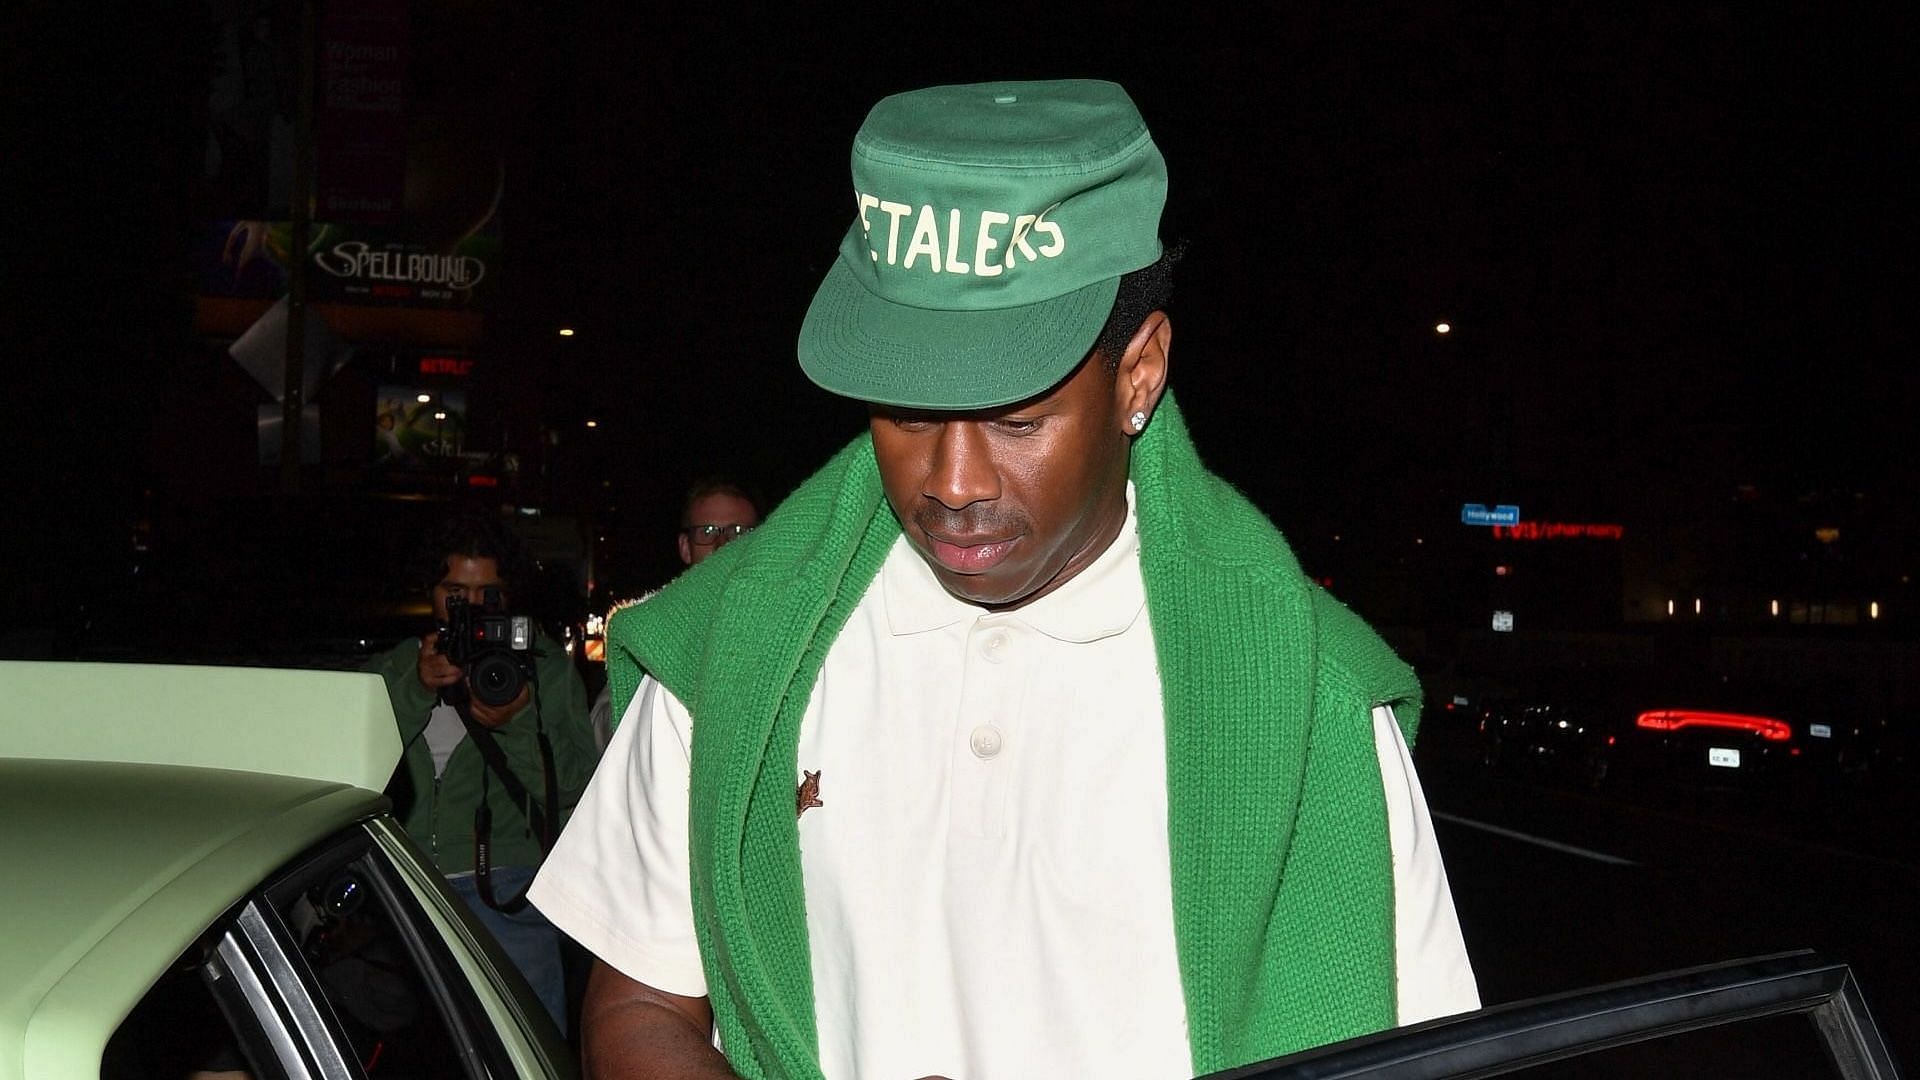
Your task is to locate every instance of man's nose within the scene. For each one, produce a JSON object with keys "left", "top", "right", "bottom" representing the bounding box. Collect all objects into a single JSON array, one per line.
[{"left": 924, "top": 422, "right": 1000, "bottom": 511}]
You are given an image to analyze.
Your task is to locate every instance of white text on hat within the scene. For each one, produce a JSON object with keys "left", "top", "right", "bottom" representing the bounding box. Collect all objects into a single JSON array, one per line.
[{"left": 855, "top": 192, "right": 1065, "bottom": 276}]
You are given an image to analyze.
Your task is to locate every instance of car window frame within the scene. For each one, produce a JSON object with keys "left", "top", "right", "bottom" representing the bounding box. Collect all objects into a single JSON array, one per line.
[
  {"left": 361, "top": 814, "right": 575, "bottom": 1075},
  {"left": 247, "top": 824, "right": 521, "bottom": 1079},
  {"left": 207, "top": 901, "right": 357, "bottom": 1079}
]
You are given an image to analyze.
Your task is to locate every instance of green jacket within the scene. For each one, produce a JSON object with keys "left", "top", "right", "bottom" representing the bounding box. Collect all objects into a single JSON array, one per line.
[
  {"left": 369, "top": 632, "right": 599, "bottom": 874},
  {"left": 609, "top": 394, "right": 1425, "bottom": 1078}
]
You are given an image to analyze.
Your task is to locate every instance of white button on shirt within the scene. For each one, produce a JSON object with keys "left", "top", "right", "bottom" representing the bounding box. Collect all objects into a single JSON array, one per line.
[
  {"left": 531, "top": 487, "right": 1479, "bottom": 1080},
  {"left": 967, "top": 725, "right": 1004, "bottom": 758}
]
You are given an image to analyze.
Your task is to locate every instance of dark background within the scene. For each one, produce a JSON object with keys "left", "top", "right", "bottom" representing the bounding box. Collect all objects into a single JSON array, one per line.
[{"left": 4, "top": 3, "right": 1913, "bottom": 639}]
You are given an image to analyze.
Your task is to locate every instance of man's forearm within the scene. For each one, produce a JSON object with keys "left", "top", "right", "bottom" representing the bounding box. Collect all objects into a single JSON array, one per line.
[
  {"left": 372, "top": 641, "right": 439, "bottom": 739},
  {"left": 581, "top": 963, "right": 737, "bottom": 1080}
]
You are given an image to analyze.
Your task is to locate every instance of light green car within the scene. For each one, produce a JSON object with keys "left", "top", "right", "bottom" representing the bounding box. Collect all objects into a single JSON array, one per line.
[{"left": 1, "top": 662, "right": 575, "bottom": 1080}]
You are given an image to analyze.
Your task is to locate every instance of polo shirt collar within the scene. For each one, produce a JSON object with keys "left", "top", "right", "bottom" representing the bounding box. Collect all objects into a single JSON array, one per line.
[{"left": 882, "top": 482, "right": 1146, "bottom": 643}]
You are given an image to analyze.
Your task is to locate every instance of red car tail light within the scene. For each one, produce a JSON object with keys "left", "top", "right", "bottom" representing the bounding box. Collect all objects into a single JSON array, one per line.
[{"left": 1635, "top": 709, "right": 1793, "bottom": 742}]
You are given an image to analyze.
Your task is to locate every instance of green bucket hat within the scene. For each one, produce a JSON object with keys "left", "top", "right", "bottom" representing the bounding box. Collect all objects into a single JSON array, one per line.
[{"left": 798, "top": 79, "right": 1167, "bottom": 410}]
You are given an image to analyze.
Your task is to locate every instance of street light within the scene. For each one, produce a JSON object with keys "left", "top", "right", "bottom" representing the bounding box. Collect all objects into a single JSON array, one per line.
[
  {"left": 416, "top": 393, "right": 432, "bottom": 403},
  {"left": 558, "top": 327, "right": 576, "bottom": 337},
  {"left": 585, "top": 419, "right": 599, "bottom": 429},
  {"left": 1435, "top": 322, "right": 1452, "bottom": 335}
]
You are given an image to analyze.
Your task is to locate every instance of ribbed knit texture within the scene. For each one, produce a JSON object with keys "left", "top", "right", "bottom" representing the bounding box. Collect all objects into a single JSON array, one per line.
[{"left": 608, "top": 393, "right": 1423, "bottom": 1078}]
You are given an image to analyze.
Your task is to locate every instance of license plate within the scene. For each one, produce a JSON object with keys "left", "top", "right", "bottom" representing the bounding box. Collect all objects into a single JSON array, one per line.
[{"left": 1708, "top": 747, "right": 1742, "bottom": 768}]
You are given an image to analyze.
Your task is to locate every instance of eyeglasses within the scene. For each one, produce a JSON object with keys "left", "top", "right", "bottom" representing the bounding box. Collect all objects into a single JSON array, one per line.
[{"left": 683, "top": 523, "right": 754, "bottom": 545}]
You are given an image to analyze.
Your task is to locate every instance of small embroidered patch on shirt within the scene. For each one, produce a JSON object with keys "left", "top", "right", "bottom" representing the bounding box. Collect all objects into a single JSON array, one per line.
[{"left": 797, "top": 769, "right": 824, "bottom": 818}]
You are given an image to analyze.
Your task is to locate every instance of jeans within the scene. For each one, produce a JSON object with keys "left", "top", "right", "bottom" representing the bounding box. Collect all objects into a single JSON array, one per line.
[{"left": 447, "top": 866, "right": 566, "bottom": 1030}]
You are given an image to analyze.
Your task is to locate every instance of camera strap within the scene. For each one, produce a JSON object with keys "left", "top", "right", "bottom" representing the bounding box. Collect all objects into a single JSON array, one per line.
[
  {"left": 461, "top": 716, "right": 553, "bottom": 842},
  {"left": 459, "top": 690, "right": 560, "bottom": 915}
]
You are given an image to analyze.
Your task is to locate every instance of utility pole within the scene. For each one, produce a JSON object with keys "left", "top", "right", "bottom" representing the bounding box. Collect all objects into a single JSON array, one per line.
[{"left": 280, "top": 0, "right": 317, "bottom": 494}]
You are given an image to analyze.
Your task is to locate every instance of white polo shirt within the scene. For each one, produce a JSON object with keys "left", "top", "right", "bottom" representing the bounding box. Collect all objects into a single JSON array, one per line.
[{"left": 531, "top": 492, "right": 1478, "bottom": 1079}]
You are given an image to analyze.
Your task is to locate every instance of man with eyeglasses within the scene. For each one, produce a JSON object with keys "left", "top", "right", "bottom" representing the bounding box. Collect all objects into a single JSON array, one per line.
[
  {"left": 587, "top": 479, "right": 763, "bottom": 751},
  {"left": 676, "top": 478, "right": 762, "bottom": 567}
]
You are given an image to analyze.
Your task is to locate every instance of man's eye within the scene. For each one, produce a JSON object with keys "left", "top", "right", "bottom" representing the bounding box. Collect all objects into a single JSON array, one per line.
[
  {"left": 995, "top": 418, "right": 1041, "bottom": 435},
  {"left": 890, "top": 417, "right": 933, "bottom": 432}
]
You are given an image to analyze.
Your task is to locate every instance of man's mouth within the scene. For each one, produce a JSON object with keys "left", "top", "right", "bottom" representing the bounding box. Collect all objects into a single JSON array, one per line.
[{"left": 923, "top": 531, "right": 1018, "bottom": 573}]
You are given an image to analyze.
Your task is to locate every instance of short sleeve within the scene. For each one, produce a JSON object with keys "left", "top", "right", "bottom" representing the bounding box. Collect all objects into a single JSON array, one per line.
[
  {"left": 1373, "top": 704, "right": 1482, "bottom": 1024},
  {"left": 528, "top": 677, "right": 709, "bottom": 997}
]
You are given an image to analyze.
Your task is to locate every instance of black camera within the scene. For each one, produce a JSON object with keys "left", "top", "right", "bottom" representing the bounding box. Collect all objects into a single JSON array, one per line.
[{"left": 437, "top": 587, "right": 535, "bottom": 709}]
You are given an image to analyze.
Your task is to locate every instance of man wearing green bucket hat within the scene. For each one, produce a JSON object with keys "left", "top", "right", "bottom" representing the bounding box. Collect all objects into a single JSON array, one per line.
[{"left": 531, "top": 79, "right": 1478, "bottom": 1079}]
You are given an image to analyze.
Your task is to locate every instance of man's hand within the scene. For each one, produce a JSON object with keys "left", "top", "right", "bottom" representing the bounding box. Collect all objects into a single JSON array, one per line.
[
  {"left": 416, "top": 632, "right": 464, "bottom": 693},
  {"left": 468, "top": 682, "right": 530, "bottom": 729},
  {"left": 419, "top": 632, "right": 530, "bottom": 727}
]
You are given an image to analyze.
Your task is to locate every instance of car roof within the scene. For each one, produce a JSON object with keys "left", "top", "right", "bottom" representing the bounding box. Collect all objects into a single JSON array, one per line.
[{"left": 0, "top": 662, "right": 403, "bottom": 1080}]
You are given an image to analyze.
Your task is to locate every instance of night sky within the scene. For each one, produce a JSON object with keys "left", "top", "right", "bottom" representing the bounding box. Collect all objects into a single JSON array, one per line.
[
  {"left": 541, "top": 7, "right": 1912, "bottom": 506},
  {"left": 6, "top": 4, "right": 1914, "bottom": 623}
]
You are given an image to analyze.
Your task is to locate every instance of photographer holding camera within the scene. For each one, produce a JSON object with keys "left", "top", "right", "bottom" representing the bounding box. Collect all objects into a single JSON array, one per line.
[{"left": 367, "top": 512, "right": 598, "bottom": 1030}]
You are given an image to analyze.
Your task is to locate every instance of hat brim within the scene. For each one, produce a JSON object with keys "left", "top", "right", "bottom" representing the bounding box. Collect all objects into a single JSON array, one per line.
[{"left": 798, "top": 256, "right": 1121, "bottom": 411}]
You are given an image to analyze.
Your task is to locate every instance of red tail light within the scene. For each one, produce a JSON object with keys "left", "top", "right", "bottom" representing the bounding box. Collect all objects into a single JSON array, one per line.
[{"left": 1635, "top": 709, "right": 1792, "bottom": 742}]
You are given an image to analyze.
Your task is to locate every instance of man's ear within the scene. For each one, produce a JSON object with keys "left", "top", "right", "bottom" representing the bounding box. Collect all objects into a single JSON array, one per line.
[
  {"left": 1112, "top": 310, "right": 1172, "bottom": 434},
  {"left": 676, "top": 533, "right": 693, "bottom": 566}
]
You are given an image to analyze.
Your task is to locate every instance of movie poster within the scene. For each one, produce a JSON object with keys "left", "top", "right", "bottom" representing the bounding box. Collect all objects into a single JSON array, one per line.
[
  {"left": 374, "top": 386, "right": 469, "bottom": 468},
  {"left": 196, "top": 220, "right": 500, "bottom": 312},
  {"left": 196, "top": 0, "right": 508, "bottom": 320}
]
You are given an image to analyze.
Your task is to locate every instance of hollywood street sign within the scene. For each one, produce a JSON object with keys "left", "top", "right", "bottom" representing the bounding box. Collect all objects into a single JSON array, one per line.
[{"left": 1461, "top": 503, "right": 1521, "bottom": 527}]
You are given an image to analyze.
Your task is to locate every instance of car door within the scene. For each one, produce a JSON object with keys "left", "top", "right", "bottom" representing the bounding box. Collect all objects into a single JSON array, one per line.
[
  {"left": 1203, "top": 951, "right": 1901, "bottom": 1079},
  {"left": 190, "top": 822, "right": 573, "bottom": 1079}
]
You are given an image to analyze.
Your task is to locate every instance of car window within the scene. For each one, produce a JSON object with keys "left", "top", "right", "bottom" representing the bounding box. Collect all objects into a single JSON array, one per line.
[
  {"left": 363, "top": 815, "right": 574, "bottom": 1072},
  {"left": 275, "top": 863, "right": 465, "bottom": 1075},
  {"left": 103, "top": 826, "right": 541, "bottom": 1080},
  {"left": 263, "top": 832, "right": 500, "bottom": 1079}
]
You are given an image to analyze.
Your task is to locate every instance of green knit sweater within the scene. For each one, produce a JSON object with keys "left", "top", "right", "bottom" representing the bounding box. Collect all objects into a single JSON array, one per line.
[{"left": 608, "top": 394, "right": 1423, "bottom": 1078}]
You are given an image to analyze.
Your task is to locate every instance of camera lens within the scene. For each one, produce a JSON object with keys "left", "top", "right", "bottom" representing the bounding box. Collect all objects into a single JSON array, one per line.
[{"left": 469, "top": 651, "right": 525, "bottom": 708}]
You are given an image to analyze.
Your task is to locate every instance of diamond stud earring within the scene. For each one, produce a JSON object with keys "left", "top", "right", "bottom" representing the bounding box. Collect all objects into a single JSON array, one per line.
[{"left": 1129, "top": 410, "right": 1148, "bottom": 432}]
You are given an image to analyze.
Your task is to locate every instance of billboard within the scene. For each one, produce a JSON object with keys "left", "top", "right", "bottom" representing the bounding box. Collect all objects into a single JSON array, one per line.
[
  {"left": 201, "top": 1, "right": 299, "bottom": 222},
  {"left": 375, "top": 386, "right": 468, "bottom": 468},
  {"left": 196, "top": 1, "right": 508, "bottom": 325},
  {"left": 315, "top": 0, "right": 410, "bottom": 224},
  {"left": 198, "top": 219, "right": 500, "bottom": 313}
]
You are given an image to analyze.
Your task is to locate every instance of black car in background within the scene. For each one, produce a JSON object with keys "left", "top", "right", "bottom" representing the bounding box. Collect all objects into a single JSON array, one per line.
[{"left": 1474, "top": 670, "right": 1870, "bottom": 799}]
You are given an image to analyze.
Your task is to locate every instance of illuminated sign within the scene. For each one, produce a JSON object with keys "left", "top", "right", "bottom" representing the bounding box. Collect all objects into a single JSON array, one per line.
[
  {"left": 1491, "top": 610, "right": 1515, "bottom": 633},
  {"left": 1492, "top": 522, "right": 1624, "bottom": 541},
  {"left": 1461, "top": 504, "right": 1521, "bottom": 526},
  {"left": 314, "top": 242, "right": 486, "bottom": 291},
  {"left": 420, "top": 356, "right": 474, "bottom": 376}
]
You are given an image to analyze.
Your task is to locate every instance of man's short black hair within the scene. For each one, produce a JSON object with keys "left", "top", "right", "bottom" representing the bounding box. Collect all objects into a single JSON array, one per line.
[
  {"left": 1094, "top": 241, "right": 1184, "bottom": 371},
  {"left": 410, "top": 512, "right": 536, "bottom": 594},
  {"left": 680, "top": 477, "right": 763, "bottom": 529}
]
